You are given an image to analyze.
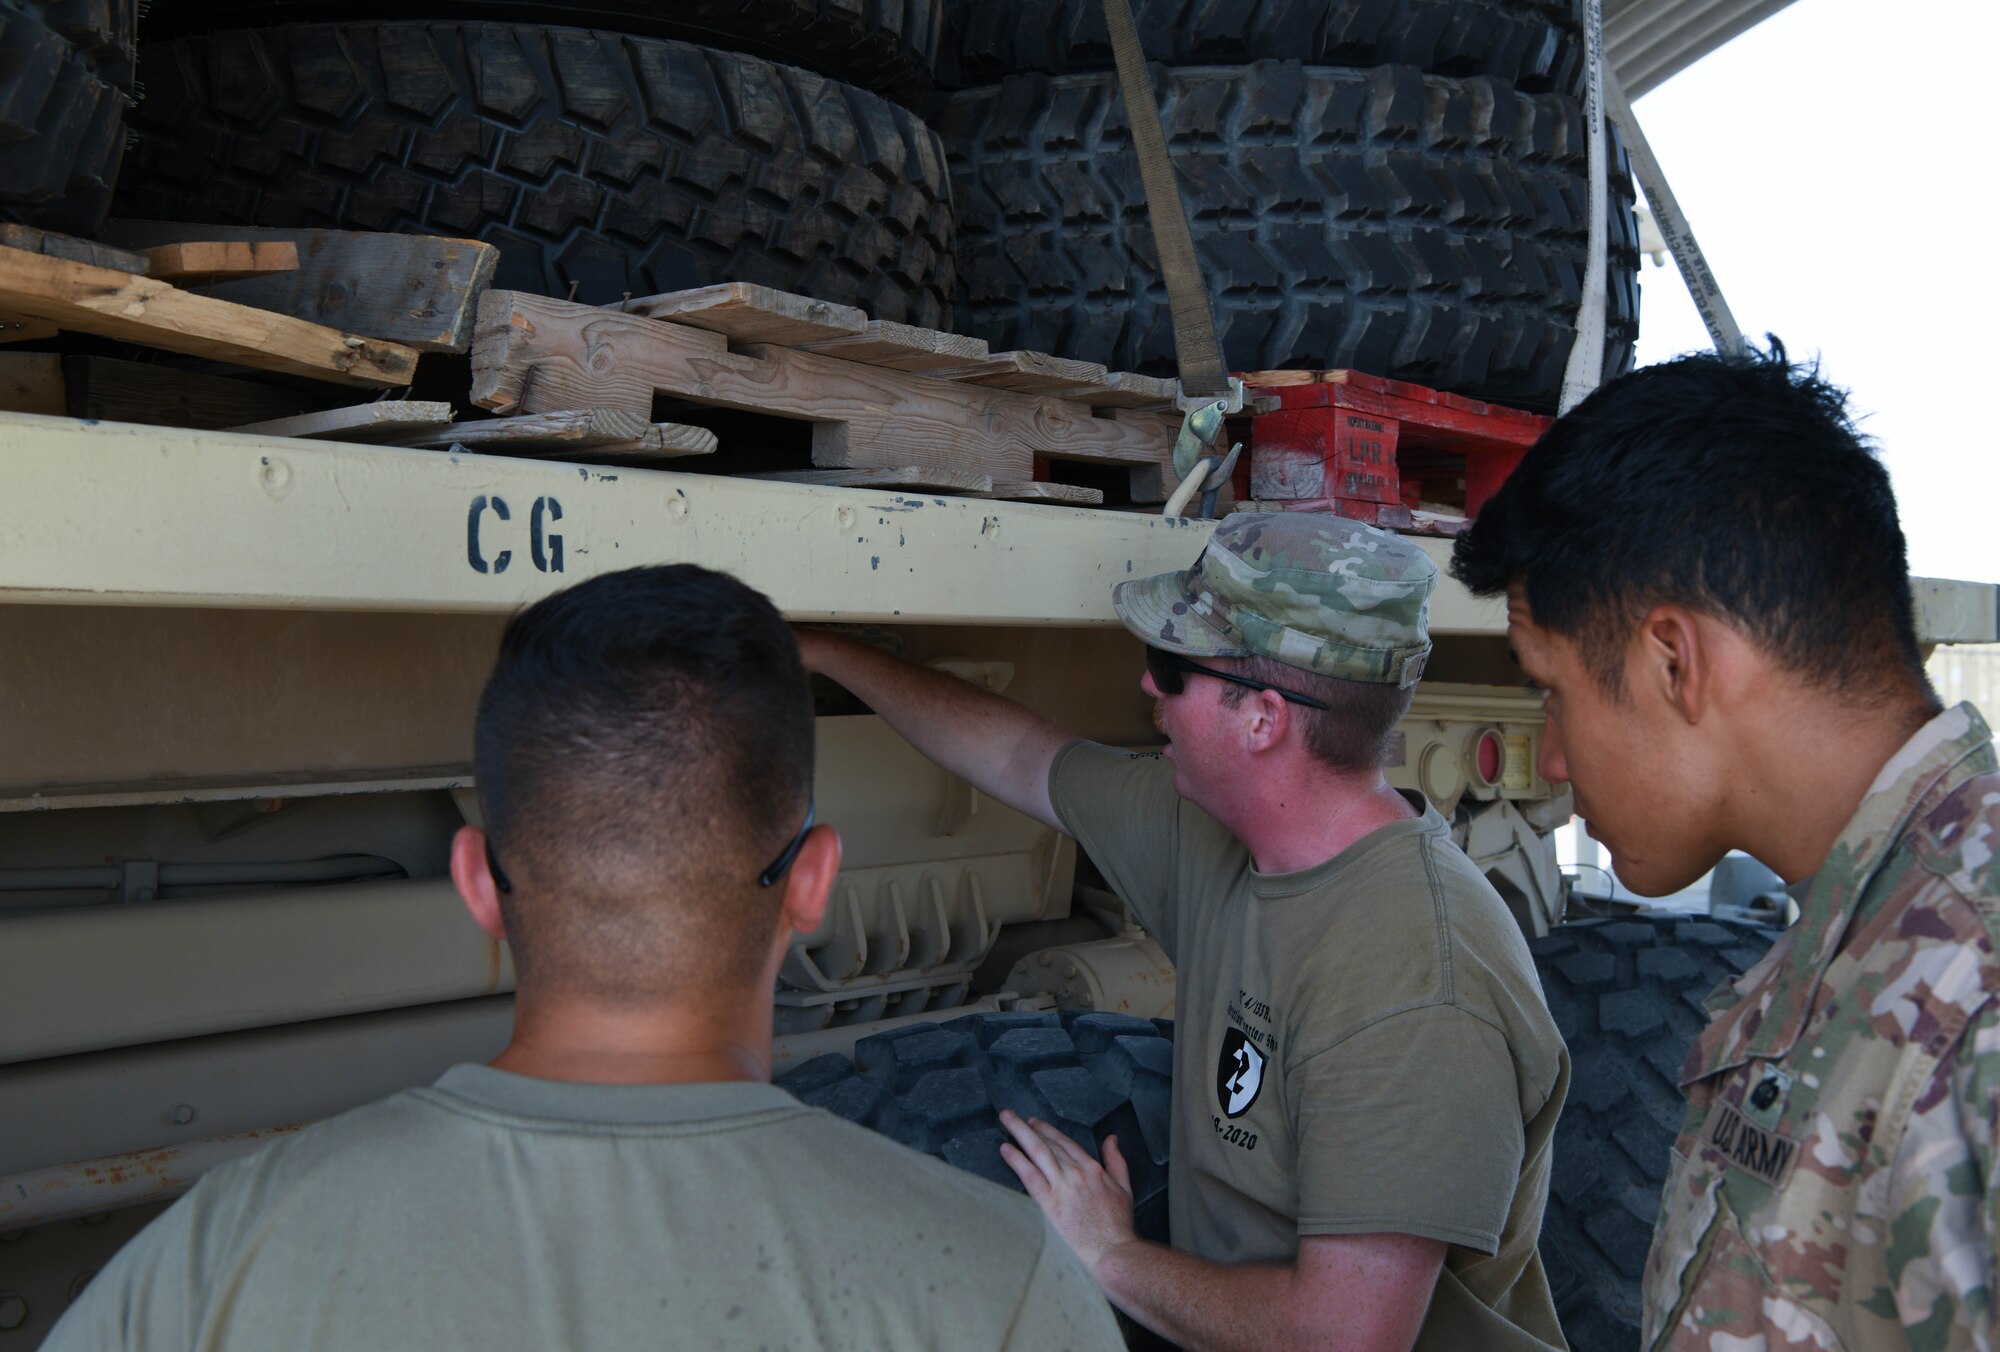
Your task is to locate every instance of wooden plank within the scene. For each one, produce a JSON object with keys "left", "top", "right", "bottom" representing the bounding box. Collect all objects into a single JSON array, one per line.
[
  {"left": 525, "top": 423, "right": 718, "bottom": 464},
  {"left": 949, "top": 350, "right": 1111, "bottom": 396},
  {"left": 144, "top": 240, "right": 300, "bottom": 287},
  {"left": 0, "top": 245, "right": 417, "bottom": 387},
  {"left": 976, "top": 482, "right": 1105, "bottom": 505},
  {"left": 393, "top": 408, "right": 653, "bottom": 450},
  {"left": 1240, "top": 369, "right": 1323, "bottom": 388},
  {"left": 0, "top": 223, "right": 149, "bottom": 275},
  {"left": 0, "top": 353, "right": 66, "bottom": 415},
  {"left": 797, "top": 320, "right": 988, "bottom": 372},
  {"left": 100, "top": 221, "right": 496, "bottom": 354},
  {"left": 0, "top": 311, "right": 58, "bottom": 344},
  {"left": 230, "top": 401, "right": 454, "bottom": 440},
  {"left": 740, "top": 466, "right": 994, "bottom": 493},
  {"left": 1083, "top": 371, "right": 1179, "bottom": 410},
  {"left": 469, "top": 292, "right": 1177, "bottom": 480},
  {"left": 61, "top": 356, "right": 321, "bottom": 429},
  {"left": 626, "top": 283, "right": 867, "bottom": 346}
]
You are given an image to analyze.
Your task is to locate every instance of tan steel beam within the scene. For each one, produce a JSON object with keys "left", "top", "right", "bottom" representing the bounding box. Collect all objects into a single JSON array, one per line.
[{"left": 1, "top": 414, "right": 1988, "bottom": 642}]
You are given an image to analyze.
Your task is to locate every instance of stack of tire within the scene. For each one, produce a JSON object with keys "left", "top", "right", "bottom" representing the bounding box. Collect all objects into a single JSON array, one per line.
[
  {"left": 110, "top": 2, "right": 958, "bottom": 326},
  {"left": 0, "top": 0, "right": 137, "bottom": 231},
  {"left": 931, "top": 0, "right": 1641, "bottom": 410}
]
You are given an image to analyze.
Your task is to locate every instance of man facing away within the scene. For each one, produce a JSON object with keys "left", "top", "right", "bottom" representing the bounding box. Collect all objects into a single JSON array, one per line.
[
  {"left": 1452, "top": 343, "right": 2000, "bottom": 1350},
  {"left": 799, "top": 513, "right": 1570, "bottom": 1352},
  {"left": 43, "top": 564, "right": 1122, "bottom": 1352}
]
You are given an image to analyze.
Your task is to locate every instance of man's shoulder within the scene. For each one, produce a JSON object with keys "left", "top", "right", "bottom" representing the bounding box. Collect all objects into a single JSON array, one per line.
[
  {"left": 1284, "top": 818, "right": 1555, "bottom": 1061},
  {"left": 781, "top": 1106, "right": 1051, "bottom": 1242}
]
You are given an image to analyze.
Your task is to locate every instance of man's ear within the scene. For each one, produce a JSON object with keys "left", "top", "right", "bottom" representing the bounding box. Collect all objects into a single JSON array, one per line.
[
  {"left": 780, "top": 824, "right": 841, "bottom": 938},
  {"left": 1634, "top": 604, "right": 1711, "bottom": 723},
  {"left": 1241, "top": 688, "right": 1286, "bottom": 753},
  {"left": 449, "top": 825, "right": 509, "bottom": 941}
]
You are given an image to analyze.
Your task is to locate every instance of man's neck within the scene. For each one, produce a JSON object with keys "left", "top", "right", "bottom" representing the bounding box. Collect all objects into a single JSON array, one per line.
[
  {"left": 491, "top": 994, "right": 776, "bottom": 1086},
  {"left": 1213, "top": 763, "right": 1416, "bottom": 875},
  {"left": 1725, "top": 689, "right": 1940, "bottom": 884}
]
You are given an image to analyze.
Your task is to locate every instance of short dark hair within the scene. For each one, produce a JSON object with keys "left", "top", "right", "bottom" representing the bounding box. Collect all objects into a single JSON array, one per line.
[
  {"left": 1451, "top": 341, "right": 1933, "bottom": 700},
  {"left": 1218, "top": 656, "right": 1415, "bottom": 772},
  {"left": 474, "top": 565, "right": 814, "bottom": 998}
]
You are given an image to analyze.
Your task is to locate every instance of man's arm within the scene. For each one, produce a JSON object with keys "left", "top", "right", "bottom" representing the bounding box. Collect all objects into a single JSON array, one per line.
[
  {"left": 794, "top": 629, "right": 1074, "bottom": 831},
  {"left": 999, "top": 1112, "right": 1443, "bottom": 1352}
]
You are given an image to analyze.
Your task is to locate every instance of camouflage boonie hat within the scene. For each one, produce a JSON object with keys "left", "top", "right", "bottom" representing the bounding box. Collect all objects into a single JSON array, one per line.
[{"left": 1113, "top": 513, "right": 1437, "bottom": 688}]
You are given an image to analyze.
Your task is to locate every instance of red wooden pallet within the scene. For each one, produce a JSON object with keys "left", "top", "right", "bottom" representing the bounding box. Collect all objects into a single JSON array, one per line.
[{"left": 1241, "top": 370, "right": 1551, "bottom": 528}]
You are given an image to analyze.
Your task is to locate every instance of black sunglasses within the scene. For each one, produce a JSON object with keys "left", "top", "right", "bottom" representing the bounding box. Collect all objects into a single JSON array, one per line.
[
  {"left": 484, "top": 795, "right": 816, "bottom": 895},
  {"left": 1145, "top": 646, "right": 1329, "bottom": 710}
]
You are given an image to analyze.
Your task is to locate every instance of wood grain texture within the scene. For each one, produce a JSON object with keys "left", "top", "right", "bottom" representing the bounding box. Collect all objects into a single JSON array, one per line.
[
  {"left": 0, "top": 245, "right": 418, "bottom": 386},
  {"left": 740, "top": 466, "right": 992, "bottom": 492},
  {"left": 471, "top": 291, "right": 1175, "bottom": 480},
  {"left": 1086, "top": 371, "right": 1179, "bottom": 410},
  {"left": 394, "top": 408, "right": 653, "bottom": 449},
  {"left": 949, "top": 350, "right": 1109, "bottom": 395},
  {"left": 526, "top": 423, "right": 717, "bottom": 463},
  {"left": 976, "top": 481, "right": 1105, "bottom": 505},
  {"left": 231, "top": 401, "right": 454, "bottom": 440},
  {"left": 797, "top": 319, "right": 988, "bottom": 371},
  {"left": 0, "top": 353, "right": 65, "bottom": 415},
  {"left": 100, "top": 221, "right": 496, "bottom": 353},
  {"left": 144, "top": 240, "right": 301, "bottom": 286},
  {"left": 0, "top": 312, "right": 58, "bottom": 343},
  {"left": 60, "top": 356, "right": 321, "bottom": 429},
  {"left": 626, "top": 283, "right": 867, "bottom": 346}
]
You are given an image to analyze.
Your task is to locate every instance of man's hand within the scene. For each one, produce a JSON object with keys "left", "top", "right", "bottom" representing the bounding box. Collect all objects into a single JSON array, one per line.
[{"left": 999, "top": 1110, "right": 1139, "bottom": 1278}]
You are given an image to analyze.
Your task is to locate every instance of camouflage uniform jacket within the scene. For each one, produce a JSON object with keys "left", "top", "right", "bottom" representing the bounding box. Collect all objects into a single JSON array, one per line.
[{"left": 1643, "top": 702, "right": 2000, "bottom": 1351}]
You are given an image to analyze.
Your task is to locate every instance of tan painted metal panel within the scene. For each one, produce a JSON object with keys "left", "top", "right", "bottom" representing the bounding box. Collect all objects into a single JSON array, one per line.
[
  {"left": 0, "top": 413, "right": 1507, "bottom": 634},
  {"left": 0, "top": 414, "right": 1984, "bottom": 644}
]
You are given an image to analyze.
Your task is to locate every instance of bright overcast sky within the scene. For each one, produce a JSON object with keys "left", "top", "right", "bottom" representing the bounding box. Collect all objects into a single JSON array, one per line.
[{"left": 1630, "top": 0, "right": 1997, "bottom": 586}]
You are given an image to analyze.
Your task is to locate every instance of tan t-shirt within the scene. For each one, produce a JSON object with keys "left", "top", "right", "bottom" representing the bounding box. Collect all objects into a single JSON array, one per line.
[
  {"left": 1051, "top": 741, "right": 1571, "bottom": 1351},
  {"left": 42, "top": 1066, "right": 1122, "bottom": 1352}
]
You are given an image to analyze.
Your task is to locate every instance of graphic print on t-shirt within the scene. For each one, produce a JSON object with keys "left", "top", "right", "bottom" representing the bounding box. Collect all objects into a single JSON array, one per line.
[{"left": 1217, "top": 1027, "right": 1266, "bottom": 1118}]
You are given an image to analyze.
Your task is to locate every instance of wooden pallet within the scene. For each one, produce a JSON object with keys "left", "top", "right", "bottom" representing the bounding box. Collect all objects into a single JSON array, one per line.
[
  {"left": 1242, "top": 369, "right": 1551, "bottom": 528},
  {"left": 470, "top": 283, "right": 1187, "bottom": 504},
  {"left": 0, "top": 221, "right": 1197, "bottom": 508}
]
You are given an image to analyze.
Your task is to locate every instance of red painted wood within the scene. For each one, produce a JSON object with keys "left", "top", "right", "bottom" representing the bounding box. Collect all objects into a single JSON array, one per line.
[{"left": 1244, "top": 370, "right": 1550, "bottom": 522}]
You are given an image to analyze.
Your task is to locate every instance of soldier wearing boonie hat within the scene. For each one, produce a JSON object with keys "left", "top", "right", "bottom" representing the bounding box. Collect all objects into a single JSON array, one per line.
[{"left": 794, "top": 512, "right": 1568, "bottom": 1352}]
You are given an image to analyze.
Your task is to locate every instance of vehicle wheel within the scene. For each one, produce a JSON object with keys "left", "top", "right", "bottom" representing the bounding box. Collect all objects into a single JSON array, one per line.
[
  {"left": 137, "top": 0, "right": 942, "bottom": 104},
  {"left": 117, "top": 23, "right": 955, "bottom": 324},
  {"left": 0, "top": 0, "right": 135, "bottom": 232},
  {"left": 940, "top": 61, "right": 1638, "bottom": 410},
  {"left": 942, "top": 0, "right": 1583, "bottom": 95},
  {"left": 778, "top": 1009, "right": 1176, "bottom": 1243},
  {"left": 1529, "top": 915, "right": 1781, "bottom": 1352}
]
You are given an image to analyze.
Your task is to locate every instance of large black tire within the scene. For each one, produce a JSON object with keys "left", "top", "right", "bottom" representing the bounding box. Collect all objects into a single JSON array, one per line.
[
  {"left": 139, "top": 0, "right": 942, "bottom": 104},
  {"left": 778, "top": 1009, "right": 1176, "bottom": 1243},
  {"left": 942, "top": 61, "right": 1638, "bottom": 410},
  {"left": 942, "top": 0, "right": 1583, "bottom": 95},
  {"left": 117, "top": 23, "right": 955, "bottom": 323},
  {"left": 1529, "top": 916, "right": 1781, "bottom": 1352},
  {"left": 0, "top": 0, "right": 134, "bottom": 231}
]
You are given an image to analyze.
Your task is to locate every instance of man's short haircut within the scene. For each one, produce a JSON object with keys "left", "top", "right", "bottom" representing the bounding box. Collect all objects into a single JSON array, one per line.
[
  {"left": 1451, "top": 340, "right": 1933, "bottom": 700},
  {"left": 1218, "top": 656, "right": 1415, "bottom": 773},
  {"left": 473, "top": 565, "right": 814, "bottom": 999}
]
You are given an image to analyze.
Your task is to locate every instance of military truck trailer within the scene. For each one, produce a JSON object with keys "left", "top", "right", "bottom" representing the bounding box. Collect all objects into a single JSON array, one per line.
[{"left": 1, "top": 0, "right": 1993, "bottom": 1348}]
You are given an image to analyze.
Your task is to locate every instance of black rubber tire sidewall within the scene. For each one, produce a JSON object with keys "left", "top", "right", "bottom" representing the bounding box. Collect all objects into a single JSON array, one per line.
[
  {"left": 1529, "top": 915, "right": 1782, "bottom": 1352},
  {"left": 117, "top": 22, "right": 956, "bottom": 324},
  {"left": 0, "top": 0, "right": 136, "bottom": 230},
  {"left": 140, "top": 0, "right": 943, "bottom": 104},
  {"left": 941, "top": 60, "right": 1638, "bottom": 411},
  {"left": 778, "top": 1010, "right": 1176, "bottom": 1243},
  {"left": 942, "top": 0, "right": 1584, "bottom": 96}
]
